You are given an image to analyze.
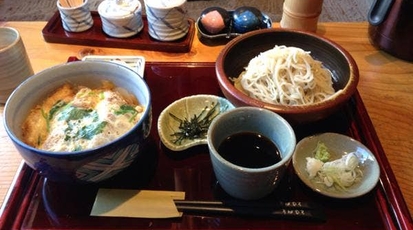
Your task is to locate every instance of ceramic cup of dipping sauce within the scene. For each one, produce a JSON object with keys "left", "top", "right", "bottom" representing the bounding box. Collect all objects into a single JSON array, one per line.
[
  {"left": 98, "top": 0, "right": 143, "bottom": 38},
  {"left": 207, "top": 107, "right": 296, "bottom": 200},
  {"left": 144, "top": 0, "right": 189, "bottom": 41},
  {"left": 0, "top": 27, "right": 34, "bottom": 104}
]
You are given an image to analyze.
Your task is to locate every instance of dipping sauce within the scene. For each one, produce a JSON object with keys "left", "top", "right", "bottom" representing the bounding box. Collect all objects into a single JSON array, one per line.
[{"left": 218, "top": 131, "right": 282, "bottom": 168}]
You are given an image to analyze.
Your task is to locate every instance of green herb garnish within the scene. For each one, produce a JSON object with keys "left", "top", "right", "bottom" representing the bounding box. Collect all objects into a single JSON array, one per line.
[
  {"left": 169, "top": 102, "right": 221, "bottom": 145},
  {"left": 58, "top": 106, "right": 106, "bottom": 142},
  {"left": 114, "top": 104, "right": 138, "bottom": 122},
  {"left": 58, "top": 107, "right": 93, "bottom": 121},
  {"left": 314, "top": 141, "right": 331, "bottom": 162},
  {"left": 77, "top": 121, "right": 108, "bottom": 140},
  {"left": 49, "top": 100, "right": 67, "bottom": 119},
  {"left": 42, "top": 100, "right": 68, "bottom": 132}
]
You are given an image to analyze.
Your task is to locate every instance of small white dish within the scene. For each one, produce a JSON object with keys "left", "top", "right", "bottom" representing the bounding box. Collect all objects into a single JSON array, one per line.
[
  {"left": 158, "top": 94, "right": 234, "bottom": 151},
  {"left": 293, "top": 132, "right": 380, "bottom": 199},
  {"left": 82, "top": 55, "right": 145, "bottom": 78}
]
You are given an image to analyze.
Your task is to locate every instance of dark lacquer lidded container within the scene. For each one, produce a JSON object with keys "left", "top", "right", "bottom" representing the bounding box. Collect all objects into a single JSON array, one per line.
[{"left": 368, "top": 0, "right": 413, "bottom": 62}]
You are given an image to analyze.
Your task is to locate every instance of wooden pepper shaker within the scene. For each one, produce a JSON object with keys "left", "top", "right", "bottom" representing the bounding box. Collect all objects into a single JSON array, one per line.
[{"left": 280, "top": 0, "right": 323, "bottom": 32}]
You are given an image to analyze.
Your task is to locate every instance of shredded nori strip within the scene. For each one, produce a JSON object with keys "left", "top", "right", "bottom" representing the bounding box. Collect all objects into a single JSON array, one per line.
[{"left": 169, "top": 102, "right": 221, "bottom": 145}]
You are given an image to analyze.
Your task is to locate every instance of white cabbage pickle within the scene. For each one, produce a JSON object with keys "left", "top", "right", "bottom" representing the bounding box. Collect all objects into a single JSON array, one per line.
[
  {"left": 305, "top": 157, "right": 323, "bottom": 179},
  {"left": 305, "top": 142, "right": 364, "bottom": 191}
]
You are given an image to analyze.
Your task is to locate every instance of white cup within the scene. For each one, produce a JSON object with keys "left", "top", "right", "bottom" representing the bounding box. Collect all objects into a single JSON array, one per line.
[
  {"left": 98, "top": 0, "right": 143, "bottom": 38},
  {"left": 207, "top": 107, "right": 296, "bottom": 200},
  {"left": 57, "top": 0, "right": 94, "bottom": 32},
  {"left": 144, "top": 0, "right": 189, "bottom": 41},
  {"left": 0, "top": 27, "right": 34, "bottom": 104}
]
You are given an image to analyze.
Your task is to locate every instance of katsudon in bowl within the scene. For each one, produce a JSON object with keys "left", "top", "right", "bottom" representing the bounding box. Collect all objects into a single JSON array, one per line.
[{"left": 3, "top": 61, "right": 152, "bottom": 183}]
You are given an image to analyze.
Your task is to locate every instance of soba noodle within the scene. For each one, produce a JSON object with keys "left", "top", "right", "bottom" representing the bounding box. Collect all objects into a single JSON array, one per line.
[{"left": 233, "top": 45, "right": 338, "bottom": 106}]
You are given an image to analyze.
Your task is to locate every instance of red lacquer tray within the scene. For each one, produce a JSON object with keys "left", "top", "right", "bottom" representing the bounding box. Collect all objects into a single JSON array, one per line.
[
  {"left": 42, "top": 11, "right": 195, "bottom": 53},
  {"left": 0, "top": 62, "right": 412, "bottom": 229}
]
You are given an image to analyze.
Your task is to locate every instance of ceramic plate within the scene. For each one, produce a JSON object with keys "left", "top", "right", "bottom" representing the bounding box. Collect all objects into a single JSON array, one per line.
[
  {"left": 293, "top": 132, "right": 380, "bottom": 199},
  {"left": 157, "top": 94, "right": 234, "bottom": 151}
]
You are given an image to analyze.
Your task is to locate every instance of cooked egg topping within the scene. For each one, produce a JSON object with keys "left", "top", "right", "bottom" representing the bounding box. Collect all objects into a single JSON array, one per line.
[{"left": 22, "top": 83, "right": 144, "bottom": 152}]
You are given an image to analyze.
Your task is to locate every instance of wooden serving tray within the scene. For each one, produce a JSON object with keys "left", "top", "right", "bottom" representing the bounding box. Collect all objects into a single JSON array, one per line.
[
  {"left": 42, "top": 11, "right": 195, "bottom": 53},
  {"left": 0, "top": 62, "right": 411, "bottom": 229}
]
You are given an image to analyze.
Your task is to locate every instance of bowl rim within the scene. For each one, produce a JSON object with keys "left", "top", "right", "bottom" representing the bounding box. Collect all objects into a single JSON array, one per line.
[
  {"left": 3, "top": 61, "right": 151, "bottom": 157},
  {"left": 215, "top": 28, "right": 359, "bottom": 115}
]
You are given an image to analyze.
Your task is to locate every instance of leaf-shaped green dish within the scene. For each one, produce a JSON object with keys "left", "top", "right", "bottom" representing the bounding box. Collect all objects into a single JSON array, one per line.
[{"left": 157, "top": 94, "right": 235, "bottom": 151}]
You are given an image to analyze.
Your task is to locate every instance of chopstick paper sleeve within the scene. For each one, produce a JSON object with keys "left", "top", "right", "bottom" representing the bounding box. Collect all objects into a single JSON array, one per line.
[{"left": 90, "top": 189, "right": 185, "bottom": 218}]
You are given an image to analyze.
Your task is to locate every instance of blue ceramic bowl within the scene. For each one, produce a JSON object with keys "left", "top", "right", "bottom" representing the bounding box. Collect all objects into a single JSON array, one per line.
[{"left": 3, "top": 61, "right": 152, "bottom": 183}]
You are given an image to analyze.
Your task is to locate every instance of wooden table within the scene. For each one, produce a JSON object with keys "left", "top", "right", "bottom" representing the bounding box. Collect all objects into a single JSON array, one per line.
[{"left": 0, "top": 21, "right": 412, "bottom": 221}]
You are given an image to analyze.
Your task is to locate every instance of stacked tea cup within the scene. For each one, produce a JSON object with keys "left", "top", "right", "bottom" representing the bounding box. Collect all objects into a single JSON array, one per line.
[{"left": 144, "top": 0, "right": 189, "bottom": 41}]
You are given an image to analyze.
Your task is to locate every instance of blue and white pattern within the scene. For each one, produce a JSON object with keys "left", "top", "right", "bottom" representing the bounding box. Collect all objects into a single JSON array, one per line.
[
  {"left": 145, "top": 1, "right": 189, "bottom": 41},
  {"left": 76, "top": 143, "right": 141, "bottom": 182},
  {"left": 99, "top": 10, "right": 143, "bottom": 38},
  {"left": 57, "top": 1, "right": 93, "bottom": 32},
  {"left": 98, "top": 0, "right": 144, "bottom": 38}
]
